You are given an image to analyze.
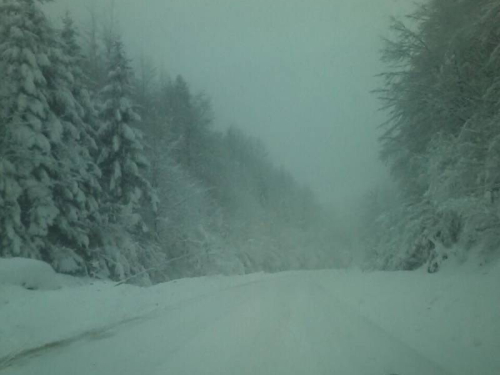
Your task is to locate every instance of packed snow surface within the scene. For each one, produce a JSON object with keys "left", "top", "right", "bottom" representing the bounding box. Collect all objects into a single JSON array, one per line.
[{"left": 1, "top": 258, "right": 499, "bottom": 375}]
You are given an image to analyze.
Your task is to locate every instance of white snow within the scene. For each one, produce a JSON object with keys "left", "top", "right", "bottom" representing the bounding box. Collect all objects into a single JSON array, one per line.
[
  {"left": 0, "top": 258, "right": 63, "bottom": 290},
  {"left": 1, "top": 258, "right": 499, "bottom": 375}
]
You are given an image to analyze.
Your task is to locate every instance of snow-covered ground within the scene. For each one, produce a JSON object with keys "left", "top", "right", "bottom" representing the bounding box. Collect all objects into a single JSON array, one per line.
[{"left": 1, "top": 258, "right": 499, "bottom": 375}]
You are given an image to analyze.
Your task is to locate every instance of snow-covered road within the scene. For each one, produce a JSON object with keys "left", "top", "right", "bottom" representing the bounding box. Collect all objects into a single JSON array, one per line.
[{"left": 4, "top": 272, "right": 456, "bottom": 375}]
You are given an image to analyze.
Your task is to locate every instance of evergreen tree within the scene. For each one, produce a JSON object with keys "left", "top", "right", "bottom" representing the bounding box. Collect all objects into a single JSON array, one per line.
[
  {"left": 0, "top": 0, "right": 105, "bottom": 274},
  {"left": 96, "top": 36, "right": 157, "bottom": 280},
  {"left": 0, "top": 0, "right": 57, "bottom": 259},
  {"left": 52, "top": 11, "right": 104, "bottom": 273},
  {"left": 162, "top": 75, "right": 212, "bottom": 173},
  {"left": 98, "top": 37, "right": 155, "bottom": 224}
]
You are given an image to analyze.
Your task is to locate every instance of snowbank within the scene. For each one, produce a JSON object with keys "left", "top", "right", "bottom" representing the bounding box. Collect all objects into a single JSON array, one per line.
[{"left": 0, "top": 258, "right": 64, "bottom": 290}]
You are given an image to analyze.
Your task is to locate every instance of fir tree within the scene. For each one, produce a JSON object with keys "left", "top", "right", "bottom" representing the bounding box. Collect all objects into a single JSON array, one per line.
[
  {"left": 0, "top": 0, "right": 64, "bottom": 260},
  {"left": 98, "top": 37, "right": 155, "bottom": 223},
  {"left": 96, "top": 37, "right": 157, "bottom": 280},
  {"left": 0, "top": 1, "right": 102, "bottom": 274}
]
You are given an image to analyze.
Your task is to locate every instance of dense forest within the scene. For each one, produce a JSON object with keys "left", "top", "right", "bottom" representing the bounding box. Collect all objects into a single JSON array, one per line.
[
  {"left": 2, "top": 0, "right": 500, "bottom": 283},
  {"left": 361, "top": 0, "right": 500, "bottom": 272},
  {"left": 0, "top": 0, "right": 342, "bottom": 284}
]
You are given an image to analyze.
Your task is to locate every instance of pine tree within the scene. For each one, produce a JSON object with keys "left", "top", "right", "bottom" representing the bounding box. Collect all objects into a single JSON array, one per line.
[
  {"left": 96, "top": 36, "right": 157, "bottom": 280},
  {"left": 0, "top": 0, "right": 107, "bottom": 274},
  {"left": 99, "top": 37, "right": 155, "bottom": 223},
  {"left": 49, "top": 11, "right": 104, "bottom": 273},
  {"left": 0, "top": 0, "right": 64, "bottom": 260}
]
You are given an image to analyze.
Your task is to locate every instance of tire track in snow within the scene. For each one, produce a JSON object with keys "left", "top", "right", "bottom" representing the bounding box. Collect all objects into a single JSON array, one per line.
[
  {"left": 0, "top": 315, "right": 146, "bottom": 372},
  {"left": 0, "top": 273, "right": 295, "bottom": 373}
]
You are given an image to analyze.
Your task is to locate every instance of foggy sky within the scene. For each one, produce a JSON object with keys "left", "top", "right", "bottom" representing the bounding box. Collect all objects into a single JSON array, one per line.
[{"left": 47, "top": 0, "right": 415, "bottom": 213}]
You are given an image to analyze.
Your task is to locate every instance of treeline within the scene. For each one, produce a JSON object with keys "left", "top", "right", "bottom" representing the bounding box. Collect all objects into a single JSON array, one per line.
[
  {"left": 361, "top": 0, "right": 500, "bottom": 271},
  {"left": 0, "top": 0, "right": 340, "bottom": 284}
]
